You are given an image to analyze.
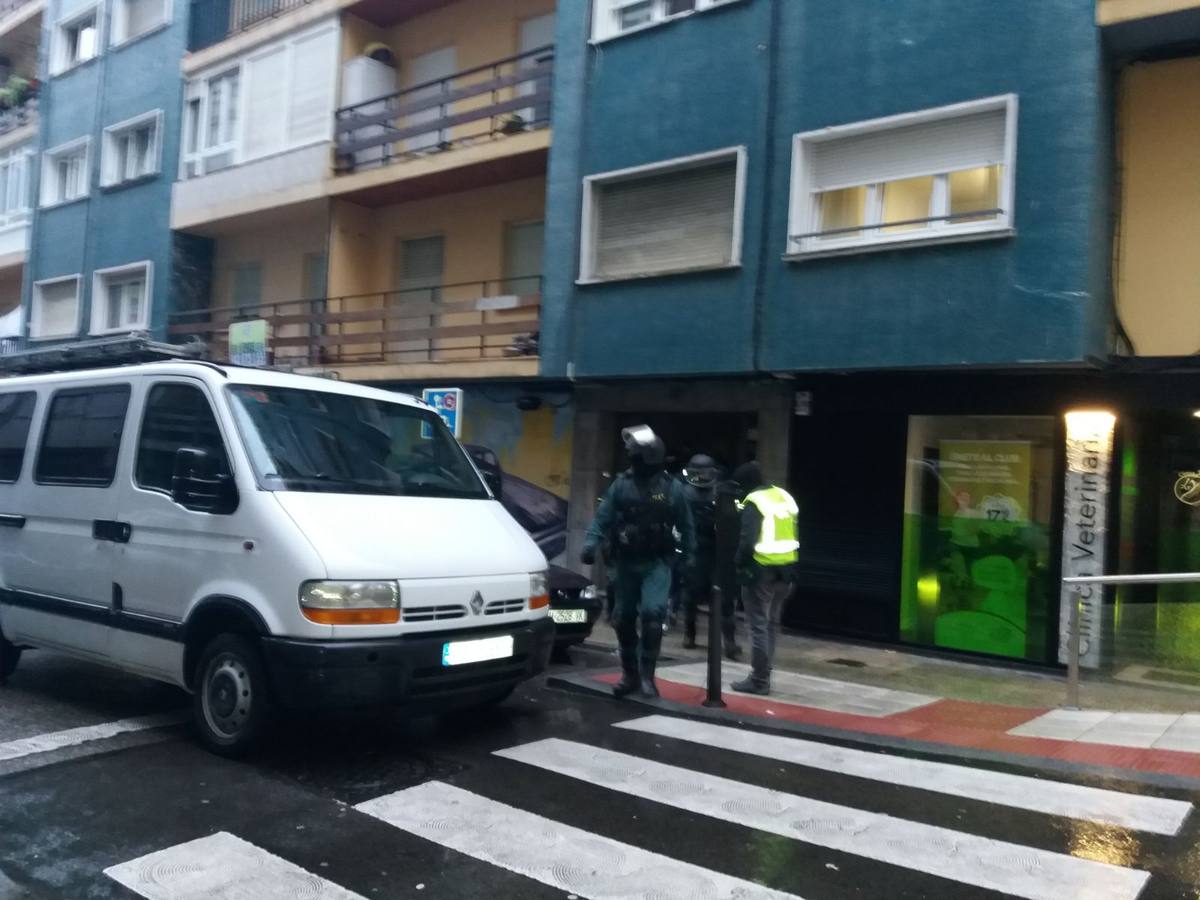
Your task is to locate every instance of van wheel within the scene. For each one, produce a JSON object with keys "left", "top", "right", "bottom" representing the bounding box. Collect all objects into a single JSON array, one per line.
[
  {"left": 0, "top": 634, "right": 20, "bottom": 682},
  {"left": 193, "top": 634, "right": 273, "bottom": 757}
]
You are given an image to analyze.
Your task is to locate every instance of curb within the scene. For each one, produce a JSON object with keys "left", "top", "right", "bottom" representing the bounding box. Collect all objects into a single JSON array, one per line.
[{"left": 545, "top": 669, "right": 1200, "bottom": 792}]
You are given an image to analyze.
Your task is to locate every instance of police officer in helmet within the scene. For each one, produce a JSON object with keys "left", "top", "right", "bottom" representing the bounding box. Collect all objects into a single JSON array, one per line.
[{"left": 582, "top": 426, "right": 695, "bottom": 698}]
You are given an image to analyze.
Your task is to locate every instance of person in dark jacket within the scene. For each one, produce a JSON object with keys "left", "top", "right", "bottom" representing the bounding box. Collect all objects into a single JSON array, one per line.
[
  {"left": 729, "top": 461, "right": 798, "bottom": 695},
  {"left": 582, "top": 426, "right": 695, "bottom": 699}
]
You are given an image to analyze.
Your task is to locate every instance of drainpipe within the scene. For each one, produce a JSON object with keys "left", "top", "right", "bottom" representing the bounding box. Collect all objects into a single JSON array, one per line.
[{"left": 749, "top": 0, "right": 782, "bottom": 375}]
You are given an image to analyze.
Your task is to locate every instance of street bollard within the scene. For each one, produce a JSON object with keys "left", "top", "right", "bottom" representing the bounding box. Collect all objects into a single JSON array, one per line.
[
  {"left": 704, "top": 588, "right": 726, "bottom": 708},
  {"left": 1065, "top": 584, "right": 1081, "bottom": 710}
]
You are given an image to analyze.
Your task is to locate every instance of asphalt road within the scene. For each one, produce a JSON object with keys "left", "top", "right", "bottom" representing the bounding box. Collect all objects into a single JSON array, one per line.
[{"left": 2, "top": 645, "right": 1200, "bottom": 899}]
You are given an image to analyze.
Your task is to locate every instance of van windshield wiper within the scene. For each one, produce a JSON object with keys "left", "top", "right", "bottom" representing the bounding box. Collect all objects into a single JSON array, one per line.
[{"left": 270, "top": 474, "right": 404, "bottom": 494}]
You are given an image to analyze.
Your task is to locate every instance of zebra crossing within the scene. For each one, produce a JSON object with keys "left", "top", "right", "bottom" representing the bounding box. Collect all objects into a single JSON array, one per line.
[{"left": 103, "top": 713, "right": 1193, "bottom": 899}]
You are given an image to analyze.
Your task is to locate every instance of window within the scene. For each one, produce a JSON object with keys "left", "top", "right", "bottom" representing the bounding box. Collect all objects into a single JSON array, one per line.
[
  {"left": 591, "top": 0, "right": 740, "bottom": 41},
  {"left": 52, "top": 6, "right": 99, "bottom": 74},
  {"left": 183, "top": 68, "right": 239, "bottom": 177},
  {"left": 226, "top": 385, "right": 487, "bottom": 499},
  {"left": 41, "top": 138, "right": 90, "bottom": 207},
  {"left": 111, "top": 0, "right": 168, "bottom": 45},
  {"left": 136, "top": 383, "right": 230, "bottom": 494},
  {"left": 580, "top": 147, "right": 745, "bottom": 282},
  {"left": 101, "top": 111, "right": 161, "bottom": 187},
  {"left": 232, "top": 263, "right": 262, "bottom": 309},
  {"left": 92, "top": 262, "right": 151, "bottom": 334},
  {"left": 787, "top": 95, "right": 1017, "bottom": 258},
  {"left": 30, "top": 277, "right": 80, "bottom": 340},
  {"left": 36, "top": 385, "right": 131, "bottom": 486},
  {"left": 0, "top": 393, "right": 36, "bottom": 483},
  {"left": 0, "top": 144, "right": 32, "bottom": 226},
  {"left": 181, "top": 22, "right": 338, "bottom": 179}
]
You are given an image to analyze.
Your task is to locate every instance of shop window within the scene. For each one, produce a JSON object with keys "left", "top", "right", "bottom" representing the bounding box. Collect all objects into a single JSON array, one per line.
[
  {"left": 787, "top": 95, "right": 1016, "bottom": 258},
  {"left": 899, "top": 415, "right": 1056, "bottom": 662}
]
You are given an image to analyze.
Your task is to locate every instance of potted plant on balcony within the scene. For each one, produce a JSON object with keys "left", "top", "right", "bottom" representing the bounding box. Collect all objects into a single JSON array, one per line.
[{"left": 0, "top": 76, "right": 31, "bottom": 112}]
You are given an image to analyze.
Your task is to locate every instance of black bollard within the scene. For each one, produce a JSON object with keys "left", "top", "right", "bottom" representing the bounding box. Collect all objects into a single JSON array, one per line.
[{"left": 703, "top": 588, "right": 726, "bottom": 708}]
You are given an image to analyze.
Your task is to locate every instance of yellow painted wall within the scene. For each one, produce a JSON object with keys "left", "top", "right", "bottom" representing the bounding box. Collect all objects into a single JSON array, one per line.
[
  {"left": 1098, "top": 0, "right": 1200, "bottom": 25},
  {"left": 1116, "top": 57, "right": 1200, "bottom": 356},
  {"left": 326, "top": 176, "right": 545, "bottom": 362},
  {"left": 368, "top": 0, "right": 554, "bottom": 73},
  {"left": 213, "top": 216, "right": 328, "bottom": 306}
]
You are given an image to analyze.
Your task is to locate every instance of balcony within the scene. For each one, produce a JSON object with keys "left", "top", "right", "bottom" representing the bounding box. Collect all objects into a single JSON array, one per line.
[
  {"left": 330, "top": 47, "right": 553, "bottom": 203},
  {"left": 188, "top": 0, "right": 318, "bottom": 52},
  {"left": 0, "top": 85, "right": 36, "bottom": 140},
  {"left": 168, "top": 277, "right": 542, "bottom": 379}
]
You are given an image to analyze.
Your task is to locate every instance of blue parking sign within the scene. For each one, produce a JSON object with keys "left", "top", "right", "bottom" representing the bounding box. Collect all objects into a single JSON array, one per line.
[{"left": 422, "top": 388, "right": 463, "bottom": 438}]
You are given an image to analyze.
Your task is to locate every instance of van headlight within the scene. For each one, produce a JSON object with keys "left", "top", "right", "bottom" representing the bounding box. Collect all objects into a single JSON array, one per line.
[
  {"left": 529, "top": 571, "right": 550, "bottom": 610},
  {"left": 300, "top": 581, "right": 400, "bottom": 625},
  {"left": 581, "top": 584, "right": 599, "bottom": 601}
]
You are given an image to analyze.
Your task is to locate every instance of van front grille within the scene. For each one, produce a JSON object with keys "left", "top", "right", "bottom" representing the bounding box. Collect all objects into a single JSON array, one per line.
[
  {"left": 403, "top": 604, "right": 467, "bottom": 623},
  {"left": 484, "top": 598, "right": 525, "bottom": 616}
]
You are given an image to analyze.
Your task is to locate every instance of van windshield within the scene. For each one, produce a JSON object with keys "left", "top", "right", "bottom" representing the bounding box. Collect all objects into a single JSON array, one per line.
[{"left": 226, "top": 385, "right": 488, "bottom": 499}]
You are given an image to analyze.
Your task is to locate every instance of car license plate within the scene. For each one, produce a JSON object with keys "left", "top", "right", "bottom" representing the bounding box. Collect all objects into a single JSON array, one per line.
[
  {"left": 442, "top": 635, "right": 514, "bottom": 666},
  {"left": 550, "top": 608, "right": 588, "bottom": 625}
]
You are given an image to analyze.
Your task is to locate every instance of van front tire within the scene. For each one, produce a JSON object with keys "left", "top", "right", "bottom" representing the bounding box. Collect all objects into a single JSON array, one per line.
[
  {"left": 193, "top": 634, "right": 273, "bottom": 757},
  {"left": 0, "top": 633, "right": 20, "bottom": 683}
]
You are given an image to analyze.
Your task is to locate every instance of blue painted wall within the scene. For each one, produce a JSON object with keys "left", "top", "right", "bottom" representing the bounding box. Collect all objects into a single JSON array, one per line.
[
  {"left": 541, "top": 0, "right": 1112, "bottom": 377},
  {"left": 24, "top": 0, "right": 187, "bottom": 344}
]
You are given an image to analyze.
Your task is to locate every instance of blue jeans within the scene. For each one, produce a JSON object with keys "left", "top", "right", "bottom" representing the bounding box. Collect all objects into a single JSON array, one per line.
[{"left": 613, "top": 559, "right": 672, "bottom": 662}]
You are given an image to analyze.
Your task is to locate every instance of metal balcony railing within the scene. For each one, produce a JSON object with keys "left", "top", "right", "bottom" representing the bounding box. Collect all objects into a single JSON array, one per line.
[
  {"left": 188, "top": 0, "right": 315, "bottom": 52},
  {"left": 334, "top": 46, "right": 554, "bottom": 174},
  {"left": 167, "top": 278, "right": 542, "bottom": 368}
]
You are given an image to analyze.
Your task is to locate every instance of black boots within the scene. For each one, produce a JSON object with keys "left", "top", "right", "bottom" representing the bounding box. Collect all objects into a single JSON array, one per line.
[
  {"left": 682, "top": 620, "right": 697, "bottom": 650},
  {"left": 639, "top": 657, "right": 659, "bottom": 698},
  {"left": 613, "top": 652, "right": 640, "bottom": 698},
  {"left": 722, "top": 622, "right": 742, "bottom": 660}
]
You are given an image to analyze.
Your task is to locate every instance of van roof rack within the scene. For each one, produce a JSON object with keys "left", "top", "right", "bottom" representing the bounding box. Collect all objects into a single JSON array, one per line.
[{"left": 0, "top": 334, "right": 206, "bottom": 375}]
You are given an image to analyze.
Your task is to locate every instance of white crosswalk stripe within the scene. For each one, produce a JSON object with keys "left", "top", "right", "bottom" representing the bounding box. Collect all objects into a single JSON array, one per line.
[
  {"left": 357, "top": 781, "right": 801, "bottom": 899},
  {"left": 0, "top": 711, "right": 187, "bottom": 763},
  {"left": 494, "top": 737, "right": 1151, "bottom": 900},
  {"left": 104, "top": 831, "right": 366, "bottom": 900},
  {"left": 617, "top": 713, "right": 1193, "bottom": 835}
]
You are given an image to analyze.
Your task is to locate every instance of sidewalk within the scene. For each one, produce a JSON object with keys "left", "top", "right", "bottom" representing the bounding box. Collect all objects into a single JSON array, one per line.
[{"left": 561, "top": 613, "right": 1200, "bottom": 783}]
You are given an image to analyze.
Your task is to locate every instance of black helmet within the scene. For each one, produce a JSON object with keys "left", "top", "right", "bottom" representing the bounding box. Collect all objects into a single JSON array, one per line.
[
  {"left": 621, "top": 425, "right": 666, "bottom": 469},
  {"left": 684, "top": 454, "right": 719, "bottom": 487}
]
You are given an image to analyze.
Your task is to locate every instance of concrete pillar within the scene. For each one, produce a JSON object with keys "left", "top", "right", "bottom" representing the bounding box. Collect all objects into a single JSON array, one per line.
[
  {"left": 757, "top": 405, "right": 792, "bottom": 487},
  {"left": 565, "top": 408, "right": 615, "bottom": 577}
]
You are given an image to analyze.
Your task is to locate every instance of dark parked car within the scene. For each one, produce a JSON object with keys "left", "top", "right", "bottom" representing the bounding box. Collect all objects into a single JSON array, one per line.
[{"left": 549, "top": 564, "right": 602, "bottom": 653}]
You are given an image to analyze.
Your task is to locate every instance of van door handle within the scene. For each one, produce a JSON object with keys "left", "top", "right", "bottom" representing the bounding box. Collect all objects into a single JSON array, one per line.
[
  {"left": 0, "top": 514, "right": 25, "bottom": 529},
  {"left": 93, "top": 520, "right": 132, "bottom": 543}
]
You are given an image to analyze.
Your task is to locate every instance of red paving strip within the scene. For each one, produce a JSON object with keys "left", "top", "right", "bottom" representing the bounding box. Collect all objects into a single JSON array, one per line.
[{"left": 592, "top": 672, "right": 1200, "bottom": 778}]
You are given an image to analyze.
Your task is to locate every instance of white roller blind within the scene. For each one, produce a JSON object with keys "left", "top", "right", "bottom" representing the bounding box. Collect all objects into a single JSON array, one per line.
[
  {"left": 244, "top": 46, "right": 288, "bottom": 159},
  {"left": 37, "top": 282, "right": 78, "bottom": 337},
  {"left": 288, "top": 28, "right": 337, "bottom": 144},
  {"left": 809, "top": 107, "right": 1007, "bottom": 191},
  {"left": 593, "top": 160, "right": 737, "bottom": 280}
]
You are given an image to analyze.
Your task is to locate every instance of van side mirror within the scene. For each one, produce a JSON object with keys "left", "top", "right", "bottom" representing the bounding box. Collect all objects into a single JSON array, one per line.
[
  {"left": 172, "top": 448, "right": 238, "bottom": 515},
  {"left": 484, "top": 469, "right": 502, "bottom": 501}
]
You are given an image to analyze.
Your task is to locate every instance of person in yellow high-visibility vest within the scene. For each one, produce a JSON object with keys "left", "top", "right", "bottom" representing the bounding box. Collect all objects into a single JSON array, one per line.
[{"left": 729, "top": 461, "right": 798, "bottom": 695}]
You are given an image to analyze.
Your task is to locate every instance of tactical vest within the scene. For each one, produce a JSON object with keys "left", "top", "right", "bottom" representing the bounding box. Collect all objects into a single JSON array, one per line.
[
  {"left": 742, "top": 486, "right": 799, "bottom": 566},
  {"left": 611, "top": 472, "right": 675, "bottom": 561}
]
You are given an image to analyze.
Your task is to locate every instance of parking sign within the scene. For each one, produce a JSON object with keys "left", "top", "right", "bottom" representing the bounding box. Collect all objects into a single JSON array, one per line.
[{"left": 422, "top": 387, "right": 463, "bottom": 438}]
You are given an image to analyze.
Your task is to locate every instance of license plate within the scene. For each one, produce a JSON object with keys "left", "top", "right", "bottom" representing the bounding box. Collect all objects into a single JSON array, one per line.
[
  {"left": 442, "top": 635, "right": 514, "bottom": 666},
  {"left": 550, "top": 608, "right": 588, "bottom": 625}
]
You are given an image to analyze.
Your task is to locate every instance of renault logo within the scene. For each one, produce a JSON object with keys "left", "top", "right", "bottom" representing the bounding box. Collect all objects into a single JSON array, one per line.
[{"left": 469, "top": 591, "right": 485, "bottom": 615}]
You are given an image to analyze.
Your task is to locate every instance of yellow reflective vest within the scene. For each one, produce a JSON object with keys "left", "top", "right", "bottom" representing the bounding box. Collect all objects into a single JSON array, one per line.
[{"left": 741, "top": 486, "right": 799, "bottom": 566}]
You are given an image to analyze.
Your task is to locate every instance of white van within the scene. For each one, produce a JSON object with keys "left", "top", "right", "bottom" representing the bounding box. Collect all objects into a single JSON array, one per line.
[{"left": 0, "top": 362, "right": 553, "bottom": 754}]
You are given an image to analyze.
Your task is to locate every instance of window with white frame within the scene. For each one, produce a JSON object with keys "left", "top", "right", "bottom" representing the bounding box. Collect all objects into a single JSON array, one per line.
[
  {"left": 92, "top": 262, "right": 151, "bottom": 334},
  {"left": 0, "top": 144, "right": 33, "bottom": 226},
  {"left": 31, "top": 277, "right": 80, "bottom": 340},
  {"left": 181, "top": 22, "right": 338, "bottom": 179},
  {"left": 102, "top": 111, "right": 161, "bottom": 187},
  {"left": 591, "top": 0, "right": 741, "bottom": 41},
  {"left": 40, "top": 138, "right": 90, "bottom": 206},
  {"left": 787, "top": 95, "right": 1017, "bottom": 257},
  {"left": 111, "top": 0, "right": 169, "bottom": 45},
  {"left": 52, "top": 5, "right": 99, "bottom": 75},
  {"left": 581, "top": 147, "right": 745, "bottom": 282}
]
